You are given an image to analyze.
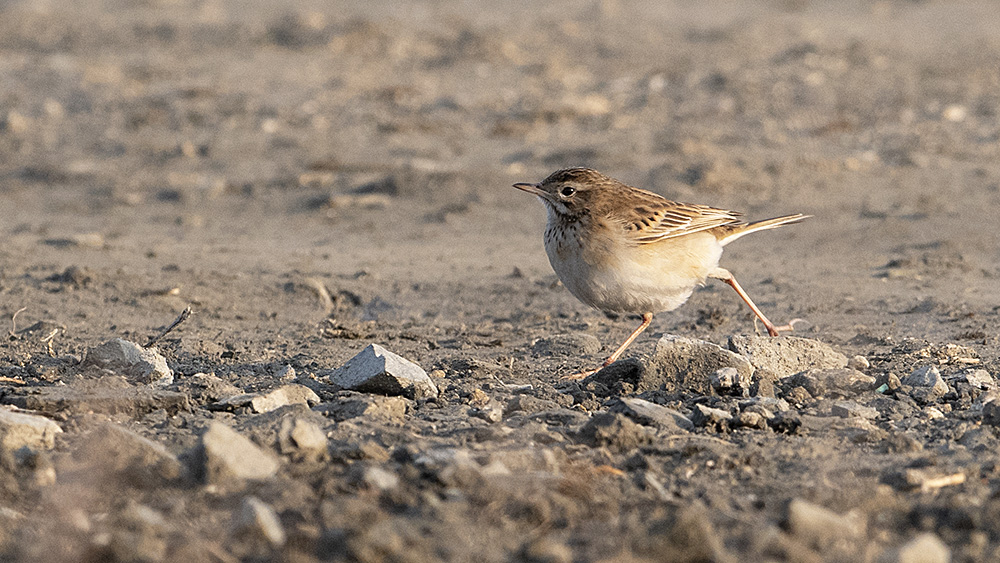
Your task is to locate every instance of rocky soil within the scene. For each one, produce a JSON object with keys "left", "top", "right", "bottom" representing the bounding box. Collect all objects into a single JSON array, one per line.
[{"left": 2, "top": 0, "right": 1000, "bottom": 561}]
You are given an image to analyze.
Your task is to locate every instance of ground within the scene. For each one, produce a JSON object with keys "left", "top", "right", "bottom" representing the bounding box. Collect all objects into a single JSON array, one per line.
[{"left": 1, "top": 0, "right": 1000, "bottom": 561}]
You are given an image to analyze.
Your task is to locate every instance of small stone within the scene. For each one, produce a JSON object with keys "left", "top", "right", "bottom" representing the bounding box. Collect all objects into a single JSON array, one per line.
[
  {"left": 955, "top": 368, "right": 994, "bottom": 389},
  {"left": 847, "top": 355, "right": 870, "bottom": 371},
  {"left": 728, "top": 335, "right": 848, "bottom": 377},
  {"left": 783, "top": 368, "right": 876, "bottom": 398},
  {"left": 355, "top": 465, "right": 399, "bottom": 491},
  {"left": 233, "top": 496, "right": 286, "bottom": 548},
  {"left": 328, "top": 344, "right": 437, "bottom": 399},
  {"left": 0, "top": 407, "right": 62, "bottom": 452},
  {"left": 735, "top": 411, "right": 766, "bottom": 429},
  {"left": 710, "top": 366, "right": 751, "bottom": 397},
  {"left": 200, "top": 422, "right": 280, "bottom": 484},
  {"left": 786, "top": 498, "right": 865, "bottom": 550},
  {"left": 214, "top": 384, "right": 321, "bottom": 413},
  {"left": 532, "top": 332, "right": 602, "bottom": 357},
  {"left": 884, "top": 532, "right": 950, "bottom": 563},
  {"left": 276, "top": 365, "right": 296, "bottom": 381},
  {"left": 182, "top": 372, "right": 242, "bottom": 403},
  {"left": 469, "top": 401, "right": 504, "bottom": 423},
  {"left": 84, "top": 338, "right": 173, "bottom": 386},
  {"left": 577, "top": 413, "right": 653, "bottom": 452},
  {"left": 690, "top": 404, "right": 732, "bottom": 429},
  {"left": 611, "top": 397, "right": 693, "bottom": 432},
  {"left": 251, "top": 385, "right": 320, "bottom": 413},
  {"left": 648, "top": 335, "right": 755, "bottom": 395},
  {"left": 521, "top": 536, "right": 573, "bottom": 563},
  {"left": 506, "top": 395, "right": 560, "bottom": 414},
  {"left": 317, "top": 394, "right": 408, "bottom": 422},
  {"left": 942, "top": 104, "right": 967, "bottom": 122},
  {"left": 831, "top": 401, "right": 879, "bottom": 419},
  {"left": 279, "top": 418, "right": 327, "bottom": 457},
  {"left": 902, "top": 366, "right": 949, "bottom": 402}
]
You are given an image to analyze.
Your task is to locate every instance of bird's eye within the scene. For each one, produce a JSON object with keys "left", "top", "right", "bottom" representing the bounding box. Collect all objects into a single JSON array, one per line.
[{"left": 560, "top": 186, "right": 576, "bottom": 197}]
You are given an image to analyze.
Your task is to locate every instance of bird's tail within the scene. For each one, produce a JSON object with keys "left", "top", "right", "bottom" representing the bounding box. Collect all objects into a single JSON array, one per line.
[{"left": 716, "top": 213, "right": 810, "bottom": 246}]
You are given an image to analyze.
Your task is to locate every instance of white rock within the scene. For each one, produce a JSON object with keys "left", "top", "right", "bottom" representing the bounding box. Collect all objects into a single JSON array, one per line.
[
  {"left": 728, "top": 335, "right": 848, "bottom": 377},
  {"left": 903, "top": 366, "right": 949, "bottom": 397},
  {"left": 847, "top": 355, "right": 870, "bottom": 371},
  {"left": 214, "top": 384, "right": 321, "bottom": 414},
  {"left": 84, "top": 338, "right": 173, "bottom": 386},
  {"left": 787, "top": 498, "right": 865, "bottom": 549},
  {"left": 614, "top": 397, "right": 693, "bottom": 431},
  {"left": 0, "top": 407, "right": 62, "bottom": 451},
  {"left": 233, "top": 496, "right": 286, "bottom": 548},
  {"left": 329, "top": 344, "right": 437, "bottom": 399},
  {"left": 201, "top": 422, "right": 279, "bottom": 484},
  {"left": 280, "top": 418, "right": 327, "bottom": 455},
  {"left": 888, "top": 532, "right": 950, "bottom": 563}
]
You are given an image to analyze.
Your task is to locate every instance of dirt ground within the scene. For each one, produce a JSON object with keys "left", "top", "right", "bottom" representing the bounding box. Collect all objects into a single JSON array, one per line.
[{"left": 2, "top": 0, "right": 1000, "bottom": 561}]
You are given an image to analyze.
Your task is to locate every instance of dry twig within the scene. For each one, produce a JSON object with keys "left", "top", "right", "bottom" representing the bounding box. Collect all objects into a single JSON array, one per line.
[{"left": 145, "top": 306, "right": 193, "bottom": 348}]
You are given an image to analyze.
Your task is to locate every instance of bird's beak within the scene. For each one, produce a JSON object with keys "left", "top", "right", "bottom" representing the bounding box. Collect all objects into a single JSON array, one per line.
[{"left": 513, "top": 182, "right": 543, "bottom": 196}]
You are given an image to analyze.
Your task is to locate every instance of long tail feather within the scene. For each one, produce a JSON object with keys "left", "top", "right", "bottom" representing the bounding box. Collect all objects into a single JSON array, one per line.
[{"left": 716, "top": 213, "right": 810, "bottom": 246}]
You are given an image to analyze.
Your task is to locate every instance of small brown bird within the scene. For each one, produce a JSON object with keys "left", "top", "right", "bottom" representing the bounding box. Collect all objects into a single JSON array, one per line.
[{"left": 514, "top": 167, "right": 808, "bottom": 379}]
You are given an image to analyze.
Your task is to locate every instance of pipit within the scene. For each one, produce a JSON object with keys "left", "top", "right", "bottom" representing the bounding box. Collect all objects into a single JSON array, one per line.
[{"left": 514, "top": 167, "right": 808, "bottom": 380}]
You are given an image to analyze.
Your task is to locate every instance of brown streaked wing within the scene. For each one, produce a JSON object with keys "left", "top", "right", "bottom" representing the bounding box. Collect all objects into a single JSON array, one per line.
[{"left": 621, "top": 201, "right": 744, "bottom": 244}]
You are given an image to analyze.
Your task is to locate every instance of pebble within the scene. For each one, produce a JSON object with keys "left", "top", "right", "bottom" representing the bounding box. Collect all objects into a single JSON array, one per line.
[
  {"left": 902, "top": 366, "right": 949, "bottom": 402},
  {"left": 691, "top": 403, "right": 733, "bottom": 429},
  {"left": 954, "top": 368, "right": 994, "bottom": 389},
  {"left": 728, "top": 335, "right": 848, "bottom": 377},
  {"left": 735, "top": 411, "right": 767, "bottom": 429},
  {"left": 531, "top": 332, "right": 601, "bottom": 357},
  {"left": 650, "top": 335, "right": 754, "bottom": 396},
  {"left": 786, "top": 498, "right": 865, "bottom": 549},
  {"left": 83, "top": 338, "right": 174, "bottom": 386},
  {"left": 831, "top": 400, "right": 879, "bottom": 419},
  {"left": 610, "top": 397, "right": 693, "bottom": 432},
  {"left": 884, "top": 532, "right": 950, "bottom": 563},
  {"left": 783, "top": 368, "right": 877, "bottom": 399},
  {"left": 279, "top": 417, "right": 328, "bottom": 457},
  {"left": 469, "top": 400, "right": 504, "bottom": 423},
  {"left": 200, "top": 422, "right": 280, "bottom": 484},
  {"left": 328, "top": 344, "right": 438, "bottom": 400},
  {"left": 577, "top": 413, "right": 653, "bottom": 452},
  {"left": 0, "top": 407, "right": 63, "bottom": 452},
  {"left": 521, "top": 536, "right": 573, "bottom": 563},
  {"left": 317, "top": 394, "right": 408, "bottom": 422},
  {"left": 847, "top": 355, "right": 870, "bottom": 371},
  {"left": 353, "top": 465, "right": 400, "bottom": 491},
  {"left": 233, "top": 496, "right": 286, "bottom": 548},
  {"left": 214, "top": 384, "right": 320, "bottom": 413},
  {"left": 710, "top": 366, "right": 751, "bottom": 397}
]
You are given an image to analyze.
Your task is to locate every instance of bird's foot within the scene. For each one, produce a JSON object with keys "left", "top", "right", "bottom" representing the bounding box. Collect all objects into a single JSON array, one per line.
[
  {"left": 560, "top": 366, "right": 602, "bottom": 381},
  {"left": 754, "top": 317, "right": 806, "bottom": 337}
]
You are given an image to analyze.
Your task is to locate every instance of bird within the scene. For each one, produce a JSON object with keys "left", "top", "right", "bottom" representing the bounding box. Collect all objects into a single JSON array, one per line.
[{"left": 513, "top": 167, "right": 808, "bottom": 380}]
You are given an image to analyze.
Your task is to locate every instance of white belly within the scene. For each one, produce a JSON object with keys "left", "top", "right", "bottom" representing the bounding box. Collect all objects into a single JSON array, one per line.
[{"left": 545, "top": 227, "right": 724, "bottom": 315}]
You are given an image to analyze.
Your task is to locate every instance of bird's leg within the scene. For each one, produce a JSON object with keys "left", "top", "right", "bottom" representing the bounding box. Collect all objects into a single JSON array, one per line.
[
  {"left": 709, "top": 268, "right": 798, "bottom": 337},
  {"left": 562, "top": 312, "right": 653, "bottom": 380}
]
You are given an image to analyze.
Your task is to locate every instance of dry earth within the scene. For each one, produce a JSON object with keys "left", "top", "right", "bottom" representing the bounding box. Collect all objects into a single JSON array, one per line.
[{"left": 2, "top": 0, "right": 1000, "bottom": 561}]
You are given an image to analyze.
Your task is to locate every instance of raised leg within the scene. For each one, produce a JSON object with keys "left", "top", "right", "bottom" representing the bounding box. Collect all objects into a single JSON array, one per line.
[
  {"left": 562, "top": 312, "right": 653, "bottom": 380},
  {"left": 709, "top": 268, "right": 798, "bottom": 337}
]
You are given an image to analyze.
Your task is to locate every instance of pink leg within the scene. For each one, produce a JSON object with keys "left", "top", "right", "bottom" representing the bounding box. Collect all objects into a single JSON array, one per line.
[
  {"left": 562, "top": 312, "right": 653, "bottom": 380},
  {"left": 711, "top": 268, "right": 798, "bottom": 337}
]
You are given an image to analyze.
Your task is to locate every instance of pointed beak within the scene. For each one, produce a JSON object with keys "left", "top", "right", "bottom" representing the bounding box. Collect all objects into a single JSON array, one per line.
[{"left": 513, "top": 182, "right": 543, "bottom": 196}]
